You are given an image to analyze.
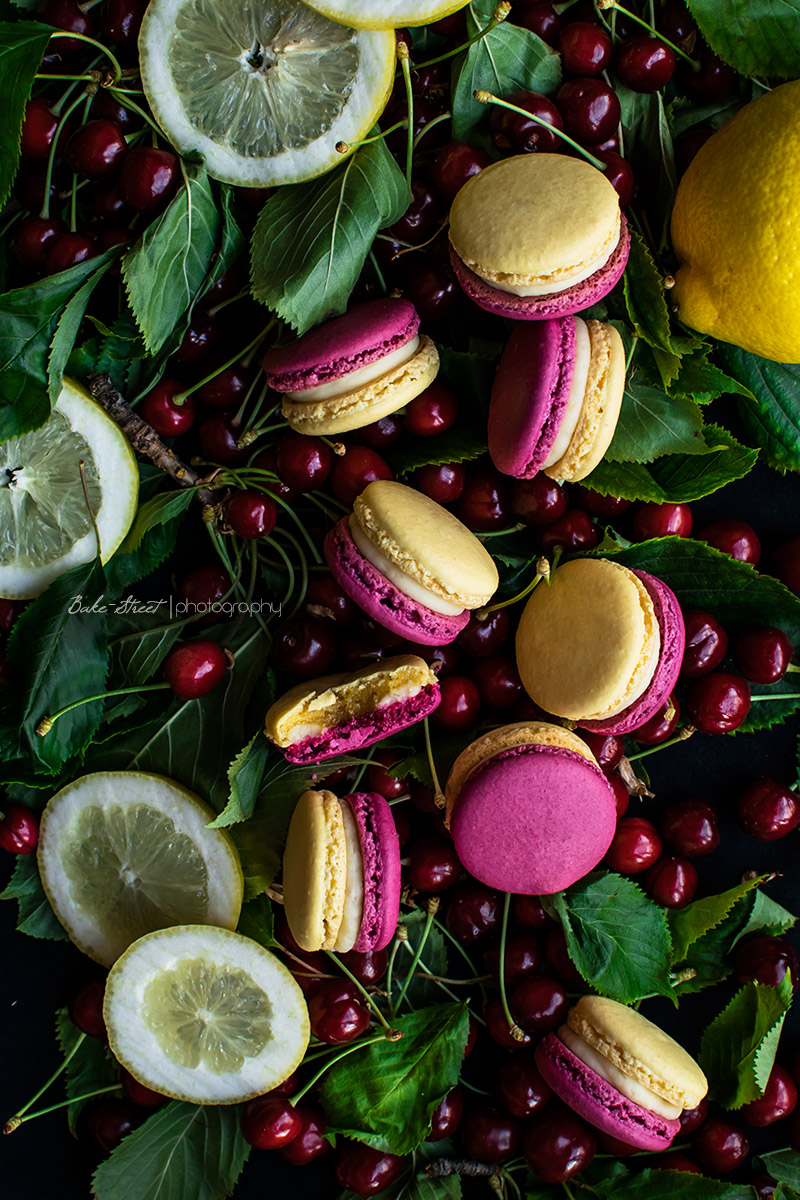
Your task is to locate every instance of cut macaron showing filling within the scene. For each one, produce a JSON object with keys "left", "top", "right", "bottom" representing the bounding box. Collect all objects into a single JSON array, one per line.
[
  {"left": 282, "top": 790, "right": 401, "bottom": 953},
  {"left": 265, "top": 654, "right": 441, "bottom": 763},
  {"left": 446, "top": 721, "right": 617, "bottom": 894},
  {"left": 448, "top": 154, "right": 630, "bottom": 320},
  {"left": 535, "top": 996, "right": 708, "bottom": 1151},
  {"left": 262, "top": 299, "right": 440, "bottom": 435},
  {"left": 488, "top": 316, "right": 626, "bottom": 482},
  {"left": 515, "top": 559, "right": 685, "bottom": 736},
  {"left": 324, "top": 480, "right": 499, "bottom": 645}
]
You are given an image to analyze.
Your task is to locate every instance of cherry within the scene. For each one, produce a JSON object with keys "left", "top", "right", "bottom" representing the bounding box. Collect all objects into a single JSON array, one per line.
[
  {"left": 15, "top": 165, "right": 60, "bottom": 212},
  {"left": 738, "top": 778, "right": 800, "bottom": 841},
  {"left": 275, "top": 432, "right": 333, "bottom": 491},
  {"left": 39, "top": 0, "right": 93, "bottom": 57},
  {"left": 570, "top": 487, "right": 629, "bottom": 519},
  {"left": 164, "top": 639, "right": 228, "bottom": 699},
  {"left": 607, "top": 772, "right": 630, "bottom": 818},
  {"left": 495, "top": 1052, "right": 552, "bottom": 1118},
  {"left": 749, "top": 1177, "right": 778, "bottom": 1200},
  {"left": 538, "top": 509, "right": 599, "bottom": 554},
  {"left": 197, "top": 415, "right": 251, "bottom": 466},
  {"left": 410, "top": 461, "right": 465, "bottom": 504},
  {"left": 446, "top": 881, "right": 501, "bottom": 944},
  {"left": 120, "top": 1069, "right": 164, "bottom": 1108},
  {"left": 679, "top": 47, "right": 737, "bottom": 104},
  {"left": 657, "top": 0, "right": 697, "bottom": 46},
  {"left": 91, "top": 179, "right": 130, "bottom": 223},
  {"left": 385, "top": 95, "right": 449, "bottom": 153},
  {"left": 614, "top": 37, "right": 676, "bottom": 91},
  {"left": 700, "top": 519, "right": 761, "bottom": 564},
  {"left": 13, "top": 214, "right": 64, "bottom": 270},
  {"left": 429, "top": 1086, "right": 465, "bottom": 1140},
  {"left": 308, "top": 979, "right": 371, "bottom": 1044},
  {"left": 490, "top": 89, "right": 564, "bottom": 155},
  {"left": 651, "top": 1153, "right": 703, "bottom": 1173},
  {"left": 271, "top": 614, "right": 337, "bottom": 678},
  {"left": 631, "top": 501, "right": 692, "bottom": 540},
  {"left": 388, "top": 178, "right": 441, "bottom": 246},
  {"left": 681, "top": 609, "right": 729, "bottom": 678},
  {"left": 195, "top": 365, "right": 249, "bottom": 409},
  {"left": 592, "top": 148, "right": 635, "bottom": 208},
  {"left": 20, "top": 97, "right": 59, "bottom": 163},
  {"left": 733, "top": 626, "right": 793, "bottom": 684},
  {"left": 279, "top": 1104, "right": 330, "bottom": 1164},
  {"left": 431, "top": 674, "right": 480, "bottom": 730},
  {"left": 46, "top": 232, "right": 96, "bottom": 274},
  {"left": 407, "top": 837, "right": 461, "bottom": 893},
  {"left": 483, "top": 930, "right": 542, "bottom": 986},
  {"left": 460, "top": 1102, "right": 521, "bottom": 1164},
  {"left": 513, "top": 1, "right": 562, "bottom": 45},
  {"left": 432, "top": 141, "right": 490, "bottom": 201},
  {"left": 338, "top": 948, "right": 387, "bottom": 987},
  {"left": 693, "top": 1115, "right": 750, "bottom": 1173},
  {"left": 119, "top": 147, "right": 178, "bottom": 212},
  {"left": 175, "top": 312, "right": 222, "bottom": 367},
  {"left": 226, "top": 491, "right": 277, "bottom": 539},
  {"left": 335, "top": 1141, "right": 406, "bottom": 1196},
  {"left": 402, "top": 259, "right": 460, "bottom": 324},
  {"left": 241, "top": 1093, "right": 303, "bottom": 1149},
  {"left": 304, "top": 574, "right": 357, "bottom": 629},
  {"left": 484, "top": 995, "right": 532, "bottom": 1049},
  {"left": 331, "top": 446, "right": 392, "bottom": 507},
  {"left": 661, "top": 798, "right": 720, "bottom": 857},
  {"left": 179, "top": 566, "right": 230, "bottom": 619},
  {"left": 403, "top": 381, "right": 458, "bottom": 437},
  {"left": 68, "top": 980, "right": 106, "bottom": 1038},
  {"left": 686, "top": 672, "right": 751, "bottom": 734},
  {"left": 454, "top": 464, "right": 510, "bottom": 531},
  {"left": 741, "top": 1066, "right": 797, "bottom": 1127},
  {"left": 768, "top": 535, "right": 800, "bottom": 594},
  {"left": 632, "top": 694, "right": 680, "bottom": 745},
  {"left": 472, "top": 652, "right": 524, "bottom": 710},
  {"left": 509, "top": 976, "right": 569, "bottom": 1034},
  {"left": 581, "top": 731, "right": 624, "bottom": 773},
  {"left": 679, "top": 1098, "right": 709, "bottom": 1134},
  {"left": 606, "top": 817, "right": 662, "bottom": 874},
  {"left": 100, "top": 0, "right": 147, "bottom": 45},
  {"left": 0, "top": 802, "right": 39, "bottom": 855},
  {"left": 356, "top": 415, "right": 403, "bottom": 450},
  {"left": 523, "top": 1107, "right": 597, "bottom": 1182},
  {"left": 734, "top": 935, "right": 798, "bottom": 988},
  {"left": 544, "top": 925, "right": 584, "bottom": 986},
  {"left": 559, "top": 22, "right": 612, "bottom": 75},
  {"left": 556, "top": 78, "right": 621, "bottom": 145},
  {"left": 91, "top": 91, "right": 137, "bottom": 132},
  {"left": 457, "top": 609, "right": 509, "bottom": 658},
  {"left": 513, "top": 895, "right": 553, "bottom": 930},
  {"left": 645, "top": 855, "right": 698, "bottom": 908},
  {"left": 65, "top": 120, "right": 127, "bottom": 178},
  {"left": 364, "top": 751, "right": 405, "bottom": 800},
  {"left": 140, "top": 379, "right": 195, "bottom": 437},
  {"left": 511, "top": 476, "right": 568, "bottom": 526},
  {"left": 86, "top": 1098, "right": 141, "bottom": 1154}
]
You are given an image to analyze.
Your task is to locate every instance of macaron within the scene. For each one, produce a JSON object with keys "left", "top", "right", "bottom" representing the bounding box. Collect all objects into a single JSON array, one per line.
[
  {"left": 324, "top": 480, "right": 499, "bottom": 646},
  {"left": 282, "top": 790, "right": 401, "bottom": 953},
  {"left": 262, "top": 299, "right": 440, "bottom": 435},
  {"left": 448, "top": 154, "right": 630, "bottom": 320},
  {"left": 446, "top": 721, "right": 617, "bottom": 894},
  {"left": 265, "top": 653, "right": 441, "bottom": 763},
  {"left": 488, "top": 316, "right": 626, "bottom": 481},
  {"left": 515, "top": 559, "right": 685, "bottom": 736},
  {"left": 535, "top": 996, "right": 708, "bottom": 1151}
]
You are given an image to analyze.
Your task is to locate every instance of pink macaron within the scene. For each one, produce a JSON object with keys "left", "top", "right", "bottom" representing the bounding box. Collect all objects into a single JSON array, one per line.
[{"left": 347, "top": 792, "right": 402, "bottom": 953}]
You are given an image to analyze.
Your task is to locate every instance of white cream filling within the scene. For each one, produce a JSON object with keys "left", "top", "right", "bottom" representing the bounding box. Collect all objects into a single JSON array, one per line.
[
  {"left": 487, "top": 244, "right": 614, "bottom": 298},
  {"left": 559, "top": 1026, "right": 683, "bottom": 1120},
  {"left": 543, "top": 318, "right": 591, "bottom": 469},
  {"left": 287, "top": 337, "right": 420, "bottom": 403},
  {"left": 349, "top": 516, "right": 464, "bottom": 617},
  {"left": 598, "top": 624, "right": 661, "bottom": 720},
  {"left": 334, "top": 801, "right": 364, "bottom": 953},
  {"left": 285, "top": 682, "right": 426, "bottom": 746}
]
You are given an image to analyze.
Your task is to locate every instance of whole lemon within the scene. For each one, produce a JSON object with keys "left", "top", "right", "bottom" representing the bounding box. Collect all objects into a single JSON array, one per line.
[{"left": 671, "top": 79, "right": 800, "bottom": 364}]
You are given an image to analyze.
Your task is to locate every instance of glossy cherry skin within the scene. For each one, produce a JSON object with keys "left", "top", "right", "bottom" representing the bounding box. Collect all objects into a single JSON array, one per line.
[
  {"left": 307, "top": 979, "right": 371, "bottom": 1044},
  {"left": 65, "top": 120, "right": 127, "bottom": 177},
  {"left": 738, "top": 778, "right": 800, "bottom": 841},
  {"left": 0, "top": 802, "right": 39, "bottom": 854},
  {"left": 387, "top": 178, "right": 441, "bottom": 245},
  {"left": 175, "top": 311, "right": 222, "bottom": 366},
  {"left": 483, "top": 929, "right": 542, "bottom": 986},
  {"left": 275, "top": 432, "right": 333, "bottom": 491},
  {"left": 661, "top": 798, "right": 720, "bottom": 857},
  {"left": 100, "top": 0, "right": 147, "bottom": 45},
  {"left": 119, "top": 146, "right": 178, "bottom": 212},
  {"left": 581, "top": 731, "right": 624, "bottom": 773},
  {"left": 559, "top": 22, "right": 612, "bottom": 75},
  {"left": 571, "top": 486, "right": 630, "bottom": 518},
  {"left": 402, "top": 259, "right": 460, "bottom": 324},
  {"left": 279, "top": 1104, "right": 330, "bottom": 1164},
  {"left": 241, "top": 1094, "right": 303, "bottom": 1149},
  {"left": 86, "top": 1098, "right": 141, "bottom": 1153},
  {"left": 632, "top": 694, "right": 680, "bottom": 746},
  {"left": 592, "top": 148, "right": 635, "bottom": 208},
  {"left": 407, "top": 837, "right": 461, "bottom": 893},
  {"left": 606, "top": 817, "right": 662, "bottom": 874},
  {"left": 538, "top": 509, "right": 599, "bottom": 554},
  {"left": 446, "top": 881, "right": 501, "bottom": 944},
  {"left": 226, "top": 491, "right": 277, "bottom": 539},
  {"left": 509, "top": 976, "right": 569, "bottom": 1034},
  {"left": 678, "top": 47, "right": 737, "bottom": 104},
  {"left": 404, "top": 381, "right": 458, "bottom": 437},
  {"left": 556, "top": 78, "right": 621, "bottom": 145},
  {"left": 523, "top": 1107, "right": 597, "bottom": 1182},
  {"left": 432, "top": 675, "right": 480, "bottom": 730},
  {"left": 164, "top": 639, "right": 227, "bottom": 699},
  {"left": 733, "top": 626, "right": 793, "bottom": 684},
  {"left": 432, "top": 141, "right": 490, "bottom": 201},
  {"left": 120, "top": 1069, "right": 164, "bottom": 1108},
  {"left": 734, "top": 935, "right": 799, "bottom": 988},
  {"left": 495, "top": 1051, "right": 552, "bottom": 1118},
  {"left": 693, "top": 1116, "right": 750, "bottom": 1173},
  {"left": 607, "top": 773, "right": 630, "bottom": 819},
  {"left": 197, "top": 415, "right": 250, "bottom": 466},
  {"left": 614, "top": 37, "right": 676, "bottom": 91},
  {"left": 331, "top": 446, "right": 392, "bottom": 507},
  {"left": 512, "top": 476, "right": 568, "bottom": 526},
  {"left": 429, "top": 1086, "right": 465, "bottom": 1140},
  {"left": 46, "top": 232, "right": 96, "bottom": 274},
  {"left": 631, "top": 501, "right": 692, "bottom": 540},
  {"left": 645, "top": 855, "right": 698, "bottom": 908},
  {"left": 484, "top": 994, "right": 531, "bottom": 1049},
  {"left": 741, "top": 1066, "right": 797, "bottom": 1127},
  {"left": 513, "top": 1, "right": 561, "bottom": 45},
  {"left": 68, "top": 980, "right": 106, "bottom": 1038},
  {"left": 39, "top": 0, "right": 93, "bottom": 56},
  {"left": 20, "top": 96, "right": 59, "bottom": 163},
  {"left": 513, "top": 895, "right": 553, "bottom": 930},
  {"left": 455, "top": 465, "right": 511, "bottom": 531},
  {"left": 195, "top": 365, "right": 249, "bottom": 409},
  {"left": 679, "top": 1097, "right": 708, "bottom": 1134},
  {"left": 699, "top": 519, "right": 761, "bottom": 565},
  {"left": 335, "top": 1141, "right": 406, "bottom": 1196},
  {"left": 681, "top": 609, "right": 729, "bottom": 678},
  {"left": 13, "top": 214, "right": 64, "bottom": 269},
  {"left": 271, "top": 614, "right": 337, "bottom": 678},
  {"left": 457, "top": 609, "right": 509, "bottom": 658},
  {"left": 410, "top": 461, "right": 465, "bottom": 504},
  {"left": 490, "top": 89, "right": 564, "bottom": 155},
  {"left": 365, "top": 750, "right": 405, "bottom": 798},
  {"left": 140, "top": 379, "right": 195, "bottom": 437},
  {"left": 305, "top": 573, "right": 358, "bottom": 626},
  {"left": 686, "top": 672, "right": 751, "bottom": 734},
  {"left": 472, "top": 652, "right": 524, "bottom": 710},
  {"left": 460, "top": 1102, "right": 521, "bottom": 1164}
]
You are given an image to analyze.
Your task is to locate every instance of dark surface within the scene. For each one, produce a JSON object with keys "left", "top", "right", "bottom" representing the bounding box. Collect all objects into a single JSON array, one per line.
[{"left": 3, "top": 456, "right": 800, "bottom": 1198}]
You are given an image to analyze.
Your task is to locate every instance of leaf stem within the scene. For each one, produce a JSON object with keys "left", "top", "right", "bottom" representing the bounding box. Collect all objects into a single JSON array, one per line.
[
  {"left": 350, "top": 744, "right": 376, "bottom": 792},
  {"left": 36, "top": 682, "right": 171, "bottom": 736},
  {"left": 473, "top": 91, "right": 607, "bottom": 170},
  {"left": 4, "top": 1032, "right": 86, "bottom": 1133},
  {"left": 173, "top": 327, "right": 271, "bottom": 406},
  {"left": 368, "top": 248, "right": 388, "bottom": 296},
  {"left": 498, "top": 892, "right": 526, "bottom": 1043},
  {"left": 750, "top": 692, "right": 800, "bottom": 701},
  {"left": 397, "top": 41, "right": 415, "bottom": 189},
  {"left": 289, "top": 1034, "right": 390, "bottom": 1106},
  {"left": 393, "top": 899, "right": 440, "bottom": 1014},
  {"left": 412, "top": 110, "right": 452, "bottom": 152},
  {"left": 325, "top": 950, "right": 395, "bottom": 1033},
  {"left": 431, "top": 913, "right": 480, "bottom": 977},
  {"left": 107, "top": 87, "right": 164, "bottom": 137}
]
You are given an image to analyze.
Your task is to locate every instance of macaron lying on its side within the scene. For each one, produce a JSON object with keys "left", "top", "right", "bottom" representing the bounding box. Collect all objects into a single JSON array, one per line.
[
  {"left": 445, "top": 721, "right": 617, "bottom": 894},
  {"left": 516, "top": 559, "right": 685, "bottom": 736},
  {"left": 489, "top": 316, "right": 626, "bottom": 481},
  {"left": 282, "top": 790, "right": 401, "bottom": 954},
  {"left": 262, "top": 299, "right": 440, "bottom": 435},
  {"left": 324, "top": 480, "right": 499, "bottom": 645},
  {"left": 448, "top": 155, "right": 630, "bottom": 320},
  {"left": 536, "top": 996, "right": 708, "bottom": 1150},
  {"left": 265, "top": 654, "right": 441, "bottom": 763}
]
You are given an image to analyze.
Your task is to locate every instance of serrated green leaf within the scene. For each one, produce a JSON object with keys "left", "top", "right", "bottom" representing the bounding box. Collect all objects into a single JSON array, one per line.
[
  {"left": 605, "top": 380, "right": 707, "bottom": 464},
  {"left": 719, "top": 345, "right": 800, "bottom": 473},
  {"left": 55, "top": 1009, "right": 119, "bottom": 1133},
  {"left": 775, "top": 1184, "right": 800, "bottom": 1200},
  {"left": 391, "top": 909, "right": 449, "bottom": 1010},
  {"left": 201, "top": 183, "right": 245, "bottom": 301},
  {"left": 668, "top": 349, "right": 755, "bottom": 405},
  {"left": 0, "top": 853, "right": 66, "bottom": 939},
  {"left": 110, "top": 609, "right": 183, "bottom": 687},
  {"left": 118, "top": 489, "right": 196, "bottom": 556},
  {"left": 616, "top": 86, "right": 676, "bottom": 252},
  {"left": 762, "top": 1150, "right": 800, "bottom": 1187},
  {"left": 104, "top": 514, "right": 185, "bottom": 597},
  {"left": 91, "top": 1100, "right": 249, "bottom": 1200},
  {"left": 593, "top": 1168, "right": 756, "bottom": 1199},
  {"left": 236, "top": 893, "right": 276, "bottom": 949},
  {"left": 48, "top": 260, "right": 115, "bottom": 404},
  {"left": 251, "top": 139, "right": 410, "bottom": 335},
  {"left": 0, "top": 21, "right": 55, "bottom": 208},
  {"left": 669, "top": 876, "right": 766, "bottom": 963},
  {"left": 699, "top": 974, "right": 793, "bottom": 1108},
  {"left": 623, "top": 229, "right": 674, "bottom": 356},
  {"left": 321, "top": 1003, "right": 469, "bottom": 1155},
  {"left": 218, "top": 731, "right": 273, "bottom": 826},
  {"left": 686, "top": 0, "right": 800, "bottom": 78}
]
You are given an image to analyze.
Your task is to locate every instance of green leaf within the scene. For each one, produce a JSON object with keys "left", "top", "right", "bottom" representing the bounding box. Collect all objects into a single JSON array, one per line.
[
  {"left": 605, "top": 380, "right": 707, "bottom": 464},
  {"left": 48, "top": 260, "right": 114, "bottom": 404},
  {"left": 220, "top": 731, "right": 272, "bottom": 825},
  {"left": 668, "top": 348, "right": 755, "bottom": 405},
  {"left": 592, "top": 1169, "right": 757, "bottom": 1199},
  {"left": 391, "top": 909, "right": 449, "bottom": 1010},
  {"left": 236, "top": 894, "right": 276, "bottom": 949},
  {"left": 111, "top": 610, "right": 183, "bottom": 687},
  {"left": 616, "top": 86, "right": 676, "bottom": 251},
  {"left": 201, "top": 183, "right": 245, "bottom": 301},
  {"left": 55, "top": 1009, "right": 119, "bottom": 1133},
  {"left": 0, "top": 249, "right": 118, "bottom": 441},
  {"left": 251, "top": 139, "right": 410, "bottom": 335},
  {"left": 699, "top": 974, "right": 793, "bottom": 1108},
  {"left": 762, "top": 1150, "right": 800, "bottom": 1187},
  {"left": 549, "top": 872, "right": 673, "bottom": 1003},
  {"left": 669, "top": 876, "right": 763, "bottom": 962},
  {"left": 123, "top": 166, "right": 220, "bottom": 355},
  {"left": 0, "top": 854, "right": 66, "bottom": 939},
  {"left": 321, "top": 1003, "right": 469, "bottom": 1155},
  {"left": 118, "top": 488, "right": 196, "bottom": 555},
  {"left": 775, "top": 1185, "right": 800, "bottom": 1200},
  {"left": 718, "top": 345, "right": 800, "bottom": 473},
  {"left": 0, "top": 21, "right": 55, "bottom": 208},
  {"left": 91, "top": 1100, "right": 249, "bottom": 1200},
  {"left": 623, "top": 229, "right": 674, "bottom": 356},
  {"left": 686, "top": 0, "right": 800, "bottom": 79}
]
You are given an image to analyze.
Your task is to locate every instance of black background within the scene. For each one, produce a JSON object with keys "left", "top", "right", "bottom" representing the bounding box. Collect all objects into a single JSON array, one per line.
[{"left": 3, "top": 452, "right": 800, "bottom": 1199}]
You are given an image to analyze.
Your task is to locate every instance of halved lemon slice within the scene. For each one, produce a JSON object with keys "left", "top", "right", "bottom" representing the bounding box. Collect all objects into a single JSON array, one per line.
[
  {"left": 0, "top": 379, "right": 138, "bottom": 599},
  {"left": 104, "top": 925, "right": 310, "bottom": 1104},
  {"left": 139, "top": 0, "right": 396, "bottom": 186},
  {"left": 305, "top": 0, "right": 468, "bottom": 28},
  {"left": 38, "top": 772, "right": 243, "bottom": 967}
]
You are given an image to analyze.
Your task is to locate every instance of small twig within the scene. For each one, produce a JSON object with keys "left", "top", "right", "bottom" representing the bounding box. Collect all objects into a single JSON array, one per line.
[{"left": 426, "top": 1158, "right": 499, "bottom": 1178}]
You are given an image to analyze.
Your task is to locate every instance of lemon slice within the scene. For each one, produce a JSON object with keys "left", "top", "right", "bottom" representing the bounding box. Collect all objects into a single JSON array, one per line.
[
  {"left": 0, "top": 379, "right": 138, "bottom": 599},
  {"left": 139, "top": 0, "right": 396, "bottom": 186},
  {"left": 304, "top": 0, "right": 468, "bottom": 28},
  {"left": 104, "top": 925, "right": 310, "bottom": 1104},
  {"left": 38, "top": 772, "right": 243, "bottom": 967}
]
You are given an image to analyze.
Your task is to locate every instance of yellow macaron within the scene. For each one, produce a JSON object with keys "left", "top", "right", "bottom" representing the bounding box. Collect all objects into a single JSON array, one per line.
[{"left": 282, "top": 790, "right": 349, "bottom": 952}]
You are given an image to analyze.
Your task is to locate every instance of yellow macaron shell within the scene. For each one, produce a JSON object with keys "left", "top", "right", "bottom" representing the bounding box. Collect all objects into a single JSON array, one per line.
[
  {"left": 449, "top": 155, "right": 621, "bottom": 293},
  {"left": 545, "top": 321, "right": 626, "bottom": 483},
  {"left": 333, "top": 799, "right": 364, "bottom": 953},
  {"left": 567, "top": 996, "right": 708, "bottom": 1111},
  {"left": 282, "top": 790, "right": 347, "bottom": 952},
  {"left": 353, "top": 481, "right": 499, "bottom": 610},
  {"left": 515, "top": 559, "right": 660, "bottom": 721}
]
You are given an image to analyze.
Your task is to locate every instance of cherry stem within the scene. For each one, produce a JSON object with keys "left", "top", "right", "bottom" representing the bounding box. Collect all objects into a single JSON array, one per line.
[
  {"left": 107, "top": 87, "right": 164, "bottom": 137},
  {"left": 626, "top": 725, "right": 696, "bottom": 760},
  {"left": 173, "top": 327, "right": 271, "bottom": 406},
  {"left": 597, "top": 0, "right": 698, "bottom": 65},
  {"left": 432, "top": 912, "right": 480, "bottom": 978},
  {"left": 36, "top": 682, "right": 172, "bottom": 736},
  {"left": 750, "top": 691, "right": 800, "bottom": 701},
  {"left": 7, "top": 1084, "right": 120, "bottom": 1130},
  {"left": 5, "top": 1031, "right": 86, "bottom": 1133},
  {"left": 50, "top": 31, "right": 123, "bottom": 82},
  {"left": 289, "top": 1033, "right": 394, "bottom": 1106},
  {"left": 478, "top": 557, "right": 550, "bottom": 618},
  {"left": 423, "top": 716, "right": 446, "bottom": 809},
  {"left": 208, "top": 286, "right": 250, "bottom": 318},
  {"left": 40, "top": 90, "right": 87, "bottom": 219},
  {"left": 498, "top": 892, "right": 526, "bottom": 1043},
  {"left": 473, "top": 91, "right": 607, "bottom": 170},
  {"left": 222, "top": 469, "right": 323, "bottom": 563},
  {"left": 399, "top": 943, "right": 473, "bottom": 1008},
  {"left": 786, "top": 664, "right": 800, "bottom": 674},
  {"left": 349, "top": 744, "right": 376, "bottom": 792},
  {"left": 368, "top": 247, "right": 388, "bottom": 296},
  {"left": 413, "top": 110, "right": 452, "bottom": 152},
  {"left": 392, "top": 898, "right": 439, "bottom": 1015},
  {"left": 325, "top": 950, "right": 395, "bottom": 1033},
  {"left": 274, "top": 527, "right": 310, "bottom": 619},
  {"left": 397, "top": 41, "right": 415, "bottom": 189},
  {"left": 385, "top": 930, "right": 402, "bottom": 1005},
  {"left": 336, "top": 119, "right": 410, "bottom": 155},
  {"left": 412, "top": 1, "right": 511, "bottom": 71}
]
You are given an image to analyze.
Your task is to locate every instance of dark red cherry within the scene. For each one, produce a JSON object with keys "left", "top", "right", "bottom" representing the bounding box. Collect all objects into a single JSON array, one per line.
[
  {"left": 580, "top": 731, "right": 624, "bottom": 773},
  {"left": 432, "top": 674, "right": 480, "bottom": 730},
  {"left": 195, "top": 365, "right": 249, "bottom": 409},
  {"left": 15, "top": 165, "right": 60, "bottom": 212},
  {"left": 733, "top": 935, "right": 798, "bottom": 988},
  {"left": 661, "top": 799, "right": 720, "bottom": 857},
  {"left": 738, "top": 778, "right": 800, "bottom": 841},
  {"left": 544, "top": 926, "right": 584, "bottom": 987},
  {"left": 513, "top": 895, "right": 553, "bottom": 930},
  {"left": 68, "top": 980, "right": 106, "bottom": 1038},
  {"left": 358, "top": 414, "right": 403, "bottom": 449},
  {"left": 432, "top": 141, "right": 490, "bottom": 201},
  {"left": 276, "top": 432, "right": 333, "bottom": 491},
  {"left": 523, "top": 1107, "right": 597, "bottom": 1182},
  {"left": 91, "top": 178, "right": 130, "bottom": 222},
  {"left": 495, "top": 1051, "right": 552, "bottom": 1117},
  {"left": 279, "top": 1104, "right": 330, "bottom": 1164},
  {"left": 699, "top": 519, "right": 761, "bottom": 565},
  {"left": 85, "top": 1098, "right": 141, "bottom": 1154},
  {"left": 512, "top": 476, "right": 568, "bottom": 526},
  {"left": 768, "top": 535, "right": 800, "bottom": 594},
  {"left": 388, "top": 178, "right": 441, "bottom": 245},
  {"left": 460, "top": 1102, "right": 521, "bottom": 1164},
  {"left": 592, "top": 149, "right": 635, "bottom": 208},
  {"left": 509, "top": 976, "right": 569, "bottom": 1034},
  {"left": 608, "top": 773, "right": 630, "bottom": 818},
  {"left": 674, "top": 127, "right": 714, "bottom": 176},
  {"left": 741, "top": 1065, "right": 797, "bottom": 1127},
  {"left": 306, "top": 574, "right": 357, "bottom": 627},
  {"left": 307, "top": 979, "right": 371, "bottom": 1044},
  {"left": 538, "top": 509, "right": 599, "bottom": 554},
  {"left": 13, "top": 215, "right": 65, "bottom": 269},
  {"left": 411, "top": 461, "right": 465, "bottom": 504},
  {"left": 271, "top": 614, "right": 337, "bottom": 678},
  {"left": 679, "top": 1098, "right": 708, "bottom": 1134},
  {"left": 404, "top": 381, "right": 458, "bottom": 438},
  {"left": 645, "top": 856, "right": 698, "bottom": 908},
  {"left": 446, "top": 881, "right": 501, "bottom": 944},
  {"left": 331, "top": 446, "right": 392, "bottom": 507},
  {"left": 338, "top": 948, "right": 387, "bottom": 987},
  {"left": 614, "top": 37, "right": 676, "bottom": 91},
  {"left": 39, "top": 0, "right": 93, "bottom": 57},
  {"left": 164, "top": 639, "right": 227, "bottom": 699},
  {"left": 631, "top": 501, "right": 692, "bottom": 539},
  {"left": 490, "top": 89, "right": 564, "bottom": 155},
  {"left": 457, "top": 609, "right": 509, "bottom": 658},
  {"left": 241, "top": 1094, "right": 303, "bottom": 1149},
  {"left": 46, "top": 232, "right": 96, "bottom": 274},
  {"left": 0, "top": 599, "right": 22, "bottom": 636},
  {"left": 175, "top": 311, "right": 222, "bottom": 366},
  {"left": 733, "top": 626, "right": 793, "bottom": 684},
  {"left": 140, "top": 379, "right": 195, "bottom": 437},
  {"left": 407, "top": 837, "right": 461, "bottom": 893},
  {"left": 512, "top": 1, "right": 561, "bottom": 45},
  {"left": 453, "top": 463, "right": 513, "bottom": 530},
  {"left": 556, "top": 78, "right": 621, "bottom": 145},
  {"left": 227, "top": 491, "right": 277, "bottom": 539},
  {"left": 119, "top": 146, "right": 178, "bottom": 212},
  {"left": 99, "top": 0, "right": 147, "bottom": 45},
  {"left": 402, "top": 258, "right": 459, "bottom": 324},
  {"left": 693, "top": 1116, "right": 749, "bottom": 1173},
  {"left": 681, "top": 609, "right": 728, "bottom": 678},
  {"left": 20, "top": 96, "right": 58, "bottom": 163},
  {"left": 91, "top": 90, "right": 137, "bottom": 131},
  {"left": 430, "top": 1086, "right": 465, "bottom": 1140},
  {"left": 335, "top": 1141, "right": 406, "bottom": 1196},
  {"left": 632, "top": 694, "right": 680, "bottom": 745},
  {"left": 197, "top": 415, "right": 251, "bottom": 466},
  {"left": 679, "top": 47, "right": 737, "bottom": 104},
  {"left": 657, "top": 0, "right": 697, "bottom": 46},
  {"left": 483, "top": 930, "right": 542, "bottom": 986},
  {"left": 120, "top": 1069, "right": 164, "bottom": 1108},
  {"left": 558, "top": 22, "right": 612, "bottom": 75},
  {"left": 606, "top": 817, "right": 662, "bottom": 873},
  {"left": 65, "top": 120, "right": 127, "bottom": 177},
  {"left": 472, "top": 652, "right": 524, "bottom": 710},
  {"left": 686, "top": 672, "right": 751, "bottom": 734}
]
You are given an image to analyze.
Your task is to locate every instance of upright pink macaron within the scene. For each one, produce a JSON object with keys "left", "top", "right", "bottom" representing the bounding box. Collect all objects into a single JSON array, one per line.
[{"left": 347, "top": 792, "right": 402, "bottom": 953}]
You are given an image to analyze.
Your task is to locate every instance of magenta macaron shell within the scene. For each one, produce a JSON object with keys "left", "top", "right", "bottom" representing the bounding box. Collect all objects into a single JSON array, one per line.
[
  {"left": 451, "top": 744, "right": 617, "bottom": 894},
  {"left": 535, "top": 1033, "right": 681, "bottom": 1151},
  {"left": 450, "top": 214, "right": 630, "bottom": 321},
  {"left": 324, "top": 517, "right": 470, "bottom": 646},
  {"left": 262, "top": 299, "right": 419, "bottom": 392},
  {"left": 579, "top": 570, "right": 686, "bottom": 737},
  {"left": 488, "top": 317, "right": 576, "bottom": 478},
  {"left": 346, "top": 792, "right": 402, "bottom": 953}
]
